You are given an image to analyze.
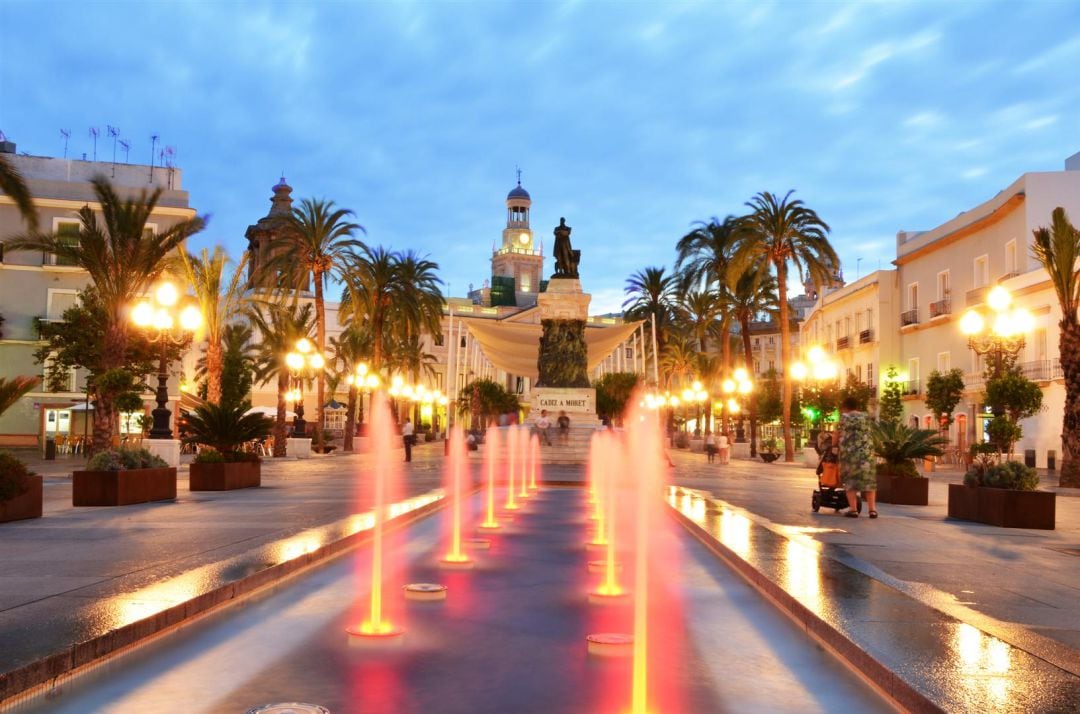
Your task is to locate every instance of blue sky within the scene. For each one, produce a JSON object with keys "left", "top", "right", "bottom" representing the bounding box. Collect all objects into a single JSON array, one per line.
[{"left": 2, "top": 1, "right": 1078, "bottom": 313}]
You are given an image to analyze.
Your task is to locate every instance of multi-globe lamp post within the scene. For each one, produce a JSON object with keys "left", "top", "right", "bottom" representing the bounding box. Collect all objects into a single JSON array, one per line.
[
  {"left": 959, "top": 285, "right": 1033, "bottom": 379},
  {"left": 345, "top": 361, "right": 381, "bottom": 430},
  {"left": 680, "top": 380, "right": 709, "bottom": 435},
  {"left": 791, "top": 344, "right": 839, "bottom": 443},
  {"left": 130, "top": 281, "right": 202, "bottom": 440},
  {"left": 722, "top": 368, "right": 754, "bottom": 441},
  {"left": 285, "top": 338, "right": 325, "bottom": 438}
]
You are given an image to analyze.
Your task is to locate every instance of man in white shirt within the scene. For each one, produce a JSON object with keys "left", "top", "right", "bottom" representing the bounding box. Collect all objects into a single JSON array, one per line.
[
  {"left": 534, "top": 410, "right": 552, "bottom": 446},
  {"left": 402, "top": 418, "right": 414, "bottom": 462}
]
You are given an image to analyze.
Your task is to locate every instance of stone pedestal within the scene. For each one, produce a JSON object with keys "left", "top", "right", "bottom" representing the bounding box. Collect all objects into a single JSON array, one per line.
[
  {"left": 536, "top": 279, "right": 592, "bottom": 389},
  {"left": 145, "top": 438, "right": 181, "bottom": 468},
  {"left": 287, "top": 437, "right": 312, "bottom": 459},
  {"left": 537, "top": 278, "right": 591, "bottom": 320}
]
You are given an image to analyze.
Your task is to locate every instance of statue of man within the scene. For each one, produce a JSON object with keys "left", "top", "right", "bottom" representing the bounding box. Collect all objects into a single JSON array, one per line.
[{"left": 552, "top": 217, "right": 578, "bottom": 278}]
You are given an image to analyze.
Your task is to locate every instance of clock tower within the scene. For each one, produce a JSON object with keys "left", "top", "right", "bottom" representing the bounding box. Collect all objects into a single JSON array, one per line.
[{"left": 488, "top": 174, "right": 544, "bottom": 306}]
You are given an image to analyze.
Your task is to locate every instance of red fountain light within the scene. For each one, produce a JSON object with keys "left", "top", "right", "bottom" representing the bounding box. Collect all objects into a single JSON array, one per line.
[
  {"left": 440, "top": 426, "right": 473, "bottom": 569},
  {"left": 478, "top": 422, "right": 501, "bottom": 530}
]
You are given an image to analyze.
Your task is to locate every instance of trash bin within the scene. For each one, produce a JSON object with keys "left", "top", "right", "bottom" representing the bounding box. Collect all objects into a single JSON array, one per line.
[
  {"left": 1025, "top": 449, "right": 1036, "bottom": 468},
  {"left": 1048, "top": 450, "right": 1056, "bottom": 471},
  {"left": 44, "top": 437, "right": 57, "bottom": 461}
]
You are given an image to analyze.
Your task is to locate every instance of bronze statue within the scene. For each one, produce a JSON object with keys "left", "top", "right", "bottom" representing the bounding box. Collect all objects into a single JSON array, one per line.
[{"left": 552, "top": 217, "right": 580, "bottom": 279}]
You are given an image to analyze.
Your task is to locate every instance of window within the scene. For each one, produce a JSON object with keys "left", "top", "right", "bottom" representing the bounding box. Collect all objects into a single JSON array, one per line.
[
  {"left": 908, "top": 358, "right": 920, "bottom": 384},
  {"left": 937, "top": 352, "right": 950, "bottom": 373},
  {"left": 856, "top": 364, "right": 863, "bottom": 381},
  {"left": 324, "top": 409, "right": 345, "bottom": 432},
  {"left": 1033, "top": 328, "right": 1047, "bottom": 361},
  {"left": 866, "top": 363, "right": 874, "bottom": 384},
  {"left": 1005, "top": 240, "right": 1018, "bottom": 276},
  {"left": 844, "top": 316, "right": 852, "bottom": 338},
  {"left": 519, "top": 272, "right": 531, "bottom": 292},
  {"left": 49, "top": 220, "right": 80, "bottom": 266},
  {"left": 937, "top": 270, "right": 950, "bottom": 300},
  {"left": 973, "top": 255, "right": 989, "bottom": 288},
  {"left": 43, "top": 352, "right": 75, "bottom": 392},
  {"left": 866, "top": 308, "right": 873, "bottom": 331},
  {"left": 754, "top": 360, "right": 760, "bottom": 373},
  {"left": 768, "top": 360, "right": 775, "bottom": 371},
  {"left": 907, "top": 283, "right": 919, "bottom": 311},
  {"left": 753, "top": 338, "right": 760, "bottom": 348},
  {"left": 625, "top": 347, "right": 633, "bottom": 360},
  {"left": 768, "top": 336, "right": 775, "bottom": 345},
  {"left": 47, "top": 289, "right": 79, "bottom": 321},
  {"left": 855, "top": 312, "right": 862, "bottom": 333}
]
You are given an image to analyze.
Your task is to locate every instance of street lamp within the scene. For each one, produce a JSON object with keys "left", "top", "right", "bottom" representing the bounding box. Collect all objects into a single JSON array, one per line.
[
  {"left": 723, "top": 368, "right": 754, "bottom": 442},
  {"left": 791, "top": 344, "right": 839, "bottom": 445},
  {"left": 131, "top": 281, "right": 201, "bottom": 439},
  {"left": 959, "top": 286, "right": 1033, "bottom": 378},
  {"left": 345, "top": 362, "right": 381, "bottom": 429},
  {"left": 285, "top": 338, "right": 324, "bottom": 437}
]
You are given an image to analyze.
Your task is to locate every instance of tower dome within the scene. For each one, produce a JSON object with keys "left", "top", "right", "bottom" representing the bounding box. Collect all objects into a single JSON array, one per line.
[{"left": 507, "top": 182, "right": 531, "bottom": 201}]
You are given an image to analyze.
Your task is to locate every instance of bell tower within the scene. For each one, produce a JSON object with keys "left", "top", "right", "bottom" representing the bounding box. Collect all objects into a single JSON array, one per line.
[{"left": 490, "top": 172, "right": 544, "bottom": 306}]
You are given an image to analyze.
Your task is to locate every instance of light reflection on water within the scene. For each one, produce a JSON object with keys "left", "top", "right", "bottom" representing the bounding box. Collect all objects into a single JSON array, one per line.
[
  {"left": 955, "top": 623, "right": 1012, "bottom": 705},
  {"left": 782, "top": 539, "right": 822, "bottom": 611}
]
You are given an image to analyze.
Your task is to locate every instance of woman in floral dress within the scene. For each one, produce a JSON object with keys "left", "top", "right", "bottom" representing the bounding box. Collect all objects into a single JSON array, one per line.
[{"left": 838, "top": 396, "right": 878, "bottom": 518}]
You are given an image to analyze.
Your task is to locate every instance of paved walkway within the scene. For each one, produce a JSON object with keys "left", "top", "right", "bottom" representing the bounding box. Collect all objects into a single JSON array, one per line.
[{"left": 1, "top": 443, "right": 1078, "bottom": 708}]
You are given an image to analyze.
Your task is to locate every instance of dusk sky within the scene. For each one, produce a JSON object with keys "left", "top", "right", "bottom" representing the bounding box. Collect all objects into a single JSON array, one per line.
[{"left": 2, "top": 1, "right": 1078, "bottom": 313}]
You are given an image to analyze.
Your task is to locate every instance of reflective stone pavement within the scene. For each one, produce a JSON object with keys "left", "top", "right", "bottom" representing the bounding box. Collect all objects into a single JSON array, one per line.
[{"left": 17, "top": 489, "right": 887, "bottom": 713}]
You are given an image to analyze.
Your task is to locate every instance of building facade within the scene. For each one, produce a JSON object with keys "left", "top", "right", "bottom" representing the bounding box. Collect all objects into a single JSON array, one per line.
[{"left": 0, "top": 138, "right": 197, "bottom": 447}]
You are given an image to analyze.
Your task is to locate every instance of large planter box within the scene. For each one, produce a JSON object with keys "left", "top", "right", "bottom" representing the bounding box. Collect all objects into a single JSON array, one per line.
[
  {"left": 0, "top": 475, "right": 43, "bottom": 523},
  {"left": 947, "top": 484, "right": 1055, "bottom": 530},
  {"left": 73, "top": 468, "right": 177, "bottom": 506},
  {"left": 189, "top": 461, "right": 261, "bottom": 491},
  {"left": 877, "top": 474, "right": 929, "bottom": 506}
]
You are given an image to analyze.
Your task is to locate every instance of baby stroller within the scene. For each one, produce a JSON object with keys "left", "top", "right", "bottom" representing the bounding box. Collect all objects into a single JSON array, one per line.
[{"left": 811, "top": 432, "right": 861, "bottom": 514}]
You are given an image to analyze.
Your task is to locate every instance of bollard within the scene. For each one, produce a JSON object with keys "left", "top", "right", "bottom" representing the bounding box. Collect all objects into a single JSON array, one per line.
[
  {"left": 44, "top": 437, "right": 56, "bottom": 461},
  {"left": 1048, "top": 450, "right": 1056, "bottom": 471},
  {"left": 1024, "top": 449, "right": 1036, "bottom": 468}
]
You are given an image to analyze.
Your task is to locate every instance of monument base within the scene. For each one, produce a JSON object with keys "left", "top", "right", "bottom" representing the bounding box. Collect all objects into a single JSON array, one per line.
[{"left": 529, "top": 388, "right": 597, "bottom": 421}]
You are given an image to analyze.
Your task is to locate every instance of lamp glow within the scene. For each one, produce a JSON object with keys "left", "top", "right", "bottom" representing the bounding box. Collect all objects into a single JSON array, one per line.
[
  {"left": 154, "top": 282, "right": 179, "bottom": 307},
  {"left": 721, "top": 379, "right": 736, "bottom": 393},
  {"left": 152, "top": 309, "right": 173, "bottom": 331},
  {"left": 791, "top": 362, "right": 808, "bottom": 380},
  {"left": 309, "top": 354, "right": 325, "bottom": 370},
  {"left": 733, "top": 367, "right": 748, "bottom": 382},
  {"left": 131, "top": 302, "right": 154, "bottom": 327},
  {"left": 296, "top": 338, "right": 313, "bottom": 354},
  {"left": 987, "top": 286, "right": 1011, "bottom": 312},
  {"left": 179, "top": 305, "right": 202, "bottom": 332},
  {"left": 807, "top": 345, "right": 826, "bottom": 364},
  {"left": 959, "top": 310, "right": 984, "bottom": 335},
  {"left": 286, "top": 352, "right": 304, "bottom": 371}
]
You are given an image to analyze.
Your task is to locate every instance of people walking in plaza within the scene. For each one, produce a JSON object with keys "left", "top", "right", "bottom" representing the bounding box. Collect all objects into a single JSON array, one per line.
[
  {"left": 704, "top": 430, "right": 717, "bottom": 463},
  {"left": 557, "top": 410, "right": 570, "bottom": 445},
  {"left": 717, "top": 431, "right": 730, "bottom": 464},
  {"left": 535, "top": 409, "right": 552, "bottom": 445},
  {"left": 402, "top": 418, "right": 414, "bottom": 462},
  {"left": 838, "top": 397, "right": 877, "bottom": 518}
]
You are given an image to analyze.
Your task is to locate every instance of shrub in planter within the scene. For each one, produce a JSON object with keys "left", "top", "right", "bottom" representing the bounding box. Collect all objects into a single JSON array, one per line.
[
  {"left": 953, "top": 447, "right": 1053, "bottom": 529},
  {"left": 968, "top": 460, "right": 1039, "bottom": 491},
  {"left": 183, "top": 402, "right": 271, "bottom": 491},
  {"left": 0, "top": 451, "right": 42, "bottom": 522},
  {"left": 75, "top": 447, "right": 175, "bottom": 506},
  {"left": 871, "top": 422, "right": 944, "bottom": 505}
]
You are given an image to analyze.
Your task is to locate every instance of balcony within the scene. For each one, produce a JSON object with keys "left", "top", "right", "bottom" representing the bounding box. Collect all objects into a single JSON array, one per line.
[
  {"left": 966, "top": 285, "right": 989, "bottom": 307},
  {"left": 43, "top": 251, "right": 79, "bottom": 267},
  {"left": 1020, "top": 359, "right": 1063, "bottom": 382},
  {"left": 929, "top": 298, "right": 951, "bottom": 318},
  {"left": 900, "top": 309, "right": 919, "bottom": 327},
  {"left": 964, "top": 372, "right": 984, "bottom": 390},
  {"left": 859, "top": 329, "right": 873, "bottom": 344},
  {"left": 902, "top": 379, "right": 920, "bottom": 396},
  {"left": 836, "top": 335, "right": 851, "bottom": 350},
  {"left": 998, "top": 271, "right": 1020, "bottom": 283}
]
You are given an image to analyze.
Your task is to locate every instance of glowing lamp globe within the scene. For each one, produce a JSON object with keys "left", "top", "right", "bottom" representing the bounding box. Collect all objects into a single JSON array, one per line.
[
  {"left": 992, "top": 314, "right": 1014, "bottom": 337},
  {"left": 807, "top": 345, "right": 826, "bottom": 364},
  {"left": 296, "top": 338, "right": 313, "bottom": 354},
  {"left": 131, "top": 302, "right": 154, "bottom": 327},
  {"left": 309, "top": 354, "right": 326, "bottom": 370},
  {"left": 1012, "top": 308, "right": 1034, "bottom": 334},
  {"left": 733, "top": 368, "right": 748, "bottom": 382},
  {"left": 721, "top": 379, "right": 736, "bottom": 394},
  {"left": 791, "top": 362, "right": 808, "bottom": 380},
  {"left": 737, "top": 380, "right": 752, "bottom": 394},
  {"left": 179, "top": 305, "right": 202, "bottom": 332},
  {"left": 959, "top": 310, "right": 984, "bottom": 336},
  {"left": 366, "top": 375, "right": 380, "bottom": 389},
  {"left": 152, "top": 309, "right": 173, "bottom": 331},
  {"left": 155, "top": 282, "right": 179, "bottom": 307},
  {"left": 681, "top": 388, "right": 693, "bottom": 402},
  {"left": 286, "top": 352, "right": 304, "bottom": 371},
  {"left": 987, "top": 286, "right": 1011, "bottom": 312}
]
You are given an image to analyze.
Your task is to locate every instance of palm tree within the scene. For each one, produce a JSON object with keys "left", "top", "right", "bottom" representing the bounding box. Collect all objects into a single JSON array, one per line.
[
  {"left": 676, "top": 215, "right": 742, "bottom": 374},
  {"left": 1031, "top": 207, "right": 1080, "bottom": 486},
  {"left": 623, "top": 266, "right": 675, "bottom": 379},
  {"left": 341, "top": 245, "right": 406, "bottom": 373},
  {"left": 0, "top": 153, "right": 38, "bottom": 232},
  {"left": 730, "top": 259, "right": 779, "bottom": 457},
  {"left": 250, "top": 302, "right": 315, "bottom": 457},
  {"left": 260, "top": 198, "right": 365, "bottom": 452},
  {"left": 0, "top": 376, "right": 39, "bottom": 418},
  {"left": 177, "top": 247, "right": 248, "bottom": 403},
  {"left": 7, "top": 176, "right": 205, "bottom": 452},
  {"left": 737, "top": 191, "right": 837, "bottom": 462},
  {"left": 329, "top": 325, "right": 372, "bottom": 452}
]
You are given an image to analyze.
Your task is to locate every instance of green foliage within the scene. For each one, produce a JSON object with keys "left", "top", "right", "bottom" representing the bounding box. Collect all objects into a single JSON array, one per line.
[
  {"left": 758, "top": 368, "right": 800, "bottom": 424},
  {"left": 878, "top": 366, "right": 904, "bottom": 425},
  {"left": 983, "top": 367, "right": 1043, "bottom": 454},
  {"left": 924, "top": 368, "right": 966, "bottom": 426},
  {"left": 182, "top": 401, "right": 273, "bottom": 455},
  {"left": 801, "top": 379, "right": 839, "bottom": 426},
  {"left": 219, "top": 325, "right": 255, "bottom": 409},
  {"left": 871, "top": 421, "right": 946, "bottom": 470},
  {"left": 458, "top": 379, "right": 520, "bottom": 426},
  {"left": 0, "top": 452, "right": 35, "bottom": 502},
  {"left": 594, "top": 372, "right": 641, "bottom": 423},
  {"left": 876, "top": 460, "right": 919, "bottom": 479},
  {"left": 193, "top": 448, "right": 259, "bottom": 464},
  {"left": 839, "top": 372, "right": 873, "bottom": 413},
  {"left": 966, "top": 459, "right": 1039, "bottom": 491},
  {"left": 87, "top": 447, "right": 168, "bottom": 471},
  {"left": 986, "top": 416, "right": 1022, "bottom": 455},
  {"left": 114, "top": 390, "right": 145, "bottom": 414},
  {"left": 538, "top": 319, "right": 589, "bottom": 387}
]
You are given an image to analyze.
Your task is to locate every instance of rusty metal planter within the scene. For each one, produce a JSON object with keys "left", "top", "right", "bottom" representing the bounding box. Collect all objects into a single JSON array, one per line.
[
  {"left": 73, "top": 468, "right": 177, "bottom": 506},
  {"left": 0, "top": 475, "right": 43, "bottom": 522},
  {"left": 189, "top": 461, "right": 261, "bottom": 491}
]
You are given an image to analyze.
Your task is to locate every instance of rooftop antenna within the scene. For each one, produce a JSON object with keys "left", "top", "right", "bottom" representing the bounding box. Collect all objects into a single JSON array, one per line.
[
  {"left": 149, "top": 134, "right": 159, "bottom": 183},
  {"left": 60, "top": 129, "right": 70, "bottom": 158},
  {"left": 88, "top": 127, "right": 99, "bottom": 161},
  {"left": 119, "top": 139, "right": 130, "bottom": 164},
  {"left": 163, "top": 146, "right": 176, "bottom": 189},
  {"left": 107, "top": 126, "right": 120, "bottom": 176},
  {"left": 856, "top": 257, "right": 862, "bottom": 280}
]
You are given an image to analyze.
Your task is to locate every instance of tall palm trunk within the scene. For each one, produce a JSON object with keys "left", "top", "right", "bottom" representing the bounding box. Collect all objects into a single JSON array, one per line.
[
  {"left": 314, "top": 272, "right": 326, "bottom": 452},
  {"left": 719, "top": 319, "right": 731, "bottom": 435},
  {"left": 344, "top": 383, "right": 358, "bottom": 452},
  {"left": 1060, "top": 319, "right": 1080, "bottom": 487},
  {"left": 776, "top": 263, "right": 794, "bottom": 462},
  {"left": 205, "top": 339, "right": 224, "bottom": 404},
  {"left": 274, "top": 371, "right": 288, "bottom": 457},
  {"left": 740, "top": 314, "right": 759, "bottom": 458},
  {"left": 91, "top": 322, "right": 127, "bottom": 453}
]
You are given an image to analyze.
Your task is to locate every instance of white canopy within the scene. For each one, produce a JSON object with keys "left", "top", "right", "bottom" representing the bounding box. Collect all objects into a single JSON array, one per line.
[
  {"left": 245, "top": 405, "right": 298, "bottom": 419},
  {"left": 461, "top": 318, "right": 643, "bottom": 383}
]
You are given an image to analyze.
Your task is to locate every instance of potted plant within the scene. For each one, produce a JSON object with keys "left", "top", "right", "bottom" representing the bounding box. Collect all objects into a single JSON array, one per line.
[
  {"left": 73, "top": 446, "right": 175, "bottom": 506},
  {"left": 0, "top": 452, "right": 43, "bottom": 523},
  {"left": 949, "top": 447, "right": 1054, "bottom": 529},
  {"left": 871, "top": 421, "right": 946, "bottom": 505},
  {"left": 760, "top": 438, "right": 780, "bottom": 463},
  {"left": 183, "top": 402, "right": 272, "bottom": 490}
]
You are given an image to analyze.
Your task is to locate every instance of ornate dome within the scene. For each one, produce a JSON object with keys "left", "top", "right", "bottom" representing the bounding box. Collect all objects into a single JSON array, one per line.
[{"left": 507, "top": 182, "right": 530, "bottom": 201}]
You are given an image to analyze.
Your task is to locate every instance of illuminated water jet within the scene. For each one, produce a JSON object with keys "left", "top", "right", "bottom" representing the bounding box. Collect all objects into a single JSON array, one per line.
[
  {"left": 528, "top": 433, "right": 540, "bottom": 491},
  {"left": 478, "top": 423, "right": 501, "bottom": 530},
  {"left": 440, "top": 426, "right": 474, "bottom": 570},
  {"left": 504, "top": 425, "right": 520, "bottom": 511},
  {"left": 589, "top": 432, "right": 626, "bottom": 604},
  {"left": 347, "top": 394, "right": 403, "bottom": 642},
  {"left": 517, "top": 426, "right": 531, "bottom": 499}
]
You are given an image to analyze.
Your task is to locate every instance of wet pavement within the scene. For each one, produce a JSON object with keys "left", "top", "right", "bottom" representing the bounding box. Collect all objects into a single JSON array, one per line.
[{"left": 16, "top": 488, "right": 887, "bottom": 713}]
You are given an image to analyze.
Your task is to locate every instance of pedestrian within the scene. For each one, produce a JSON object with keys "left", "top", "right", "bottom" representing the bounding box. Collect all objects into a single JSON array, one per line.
[
  {"left": 402, "top": 418, "right": 414, "bottom": 462},
  {"left": 838, "top": 397, "right": 877, "bottom": 518},
  {"left": 534, "top": 409, "right": 552, "bottom": 446},
  {"left": 717, "top": 431, "right": 730, "bottom": 465},
  {"left": 704, "top": 430, "right": 717, "bottom": 463},
  {"left": 557, "top": 410, "right": 570, "bottom": 445}
]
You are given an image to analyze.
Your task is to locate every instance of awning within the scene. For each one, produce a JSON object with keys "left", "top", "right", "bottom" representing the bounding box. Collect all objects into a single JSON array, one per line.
[{"left": 460, "top": 318, "right": 642, "bottom": 383}]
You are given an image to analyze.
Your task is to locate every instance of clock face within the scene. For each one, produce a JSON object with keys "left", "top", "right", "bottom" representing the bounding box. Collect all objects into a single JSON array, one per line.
[{"left": 518, "top": 232, "right": 530, "bottom": 245}]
